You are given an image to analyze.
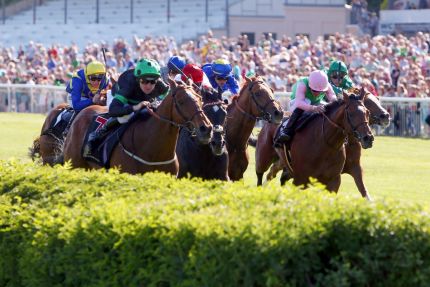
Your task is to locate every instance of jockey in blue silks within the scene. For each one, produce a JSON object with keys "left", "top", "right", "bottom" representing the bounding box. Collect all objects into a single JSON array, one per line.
[
  {"left": 66, "top": 60, "right": 110, "bottom": 111},
  {"left": 202, "top": 58, "right": 240, "bottom": 97}
]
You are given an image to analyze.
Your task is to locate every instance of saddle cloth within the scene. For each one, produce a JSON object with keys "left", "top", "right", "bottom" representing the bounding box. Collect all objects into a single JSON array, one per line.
[{"left": 82, "top": 110, "right": 151, "bottom": 167}]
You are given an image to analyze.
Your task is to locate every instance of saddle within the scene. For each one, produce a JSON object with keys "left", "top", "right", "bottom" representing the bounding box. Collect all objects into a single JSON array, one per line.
[
  {"left": 274, "top": 111, "right": 317, "bottom": 146},
  {"left": 43, "top": 106, "right": 75, "bottom": 140},
  {"left": 82, "top": 110, "right": 151, "bottom": 167}
]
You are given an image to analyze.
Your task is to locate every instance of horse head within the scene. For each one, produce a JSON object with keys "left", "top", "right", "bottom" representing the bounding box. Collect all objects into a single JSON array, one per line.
[
  {"left": 241, "top": 75, "right": 284, "bottom": 124},
  {"left": 168, "top": 79, "right": 212, "bottom": 144},
  {"left": 342, "top": 88, "right": 374, "bottom": 149},
  {"left": 355, "top": 87, "right": 390, "bottom": 127},
  {"left": 203, "top": 100, "right": 228, "bottom": 156}
]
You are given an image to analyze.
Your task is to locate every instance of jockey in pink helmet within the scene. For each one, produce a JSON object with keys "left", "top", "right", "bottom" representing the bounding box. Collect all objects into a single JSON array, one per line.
[{"left": 274, "top": 70, "right": 337, "bottom": 147}]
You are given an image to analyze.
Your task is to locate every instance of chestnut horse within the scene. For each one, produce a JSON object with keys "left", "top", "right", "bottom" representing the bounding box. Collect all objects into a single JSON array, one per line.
[
  {"left": 29, "top": 103, "right": 70, "bottom": 165},
  {"left": 262, "top": 89, "right": 374, "bottom": 192},
  {"left": 63, "top": 80, "right": 212, "bottom": 175},
  {"left": 225, "top": 76, "right": 283, "bottom": 181},
  {"left": 255, "top": 88, "right": 389, "bottom": 198}
]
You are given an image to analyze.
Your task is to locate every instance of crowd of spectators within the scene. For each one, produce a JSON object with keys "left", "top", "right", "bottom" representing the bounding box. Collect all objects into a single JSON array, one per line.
[{"left": 1, "top": 31, "right": 430, "bottom": 100}]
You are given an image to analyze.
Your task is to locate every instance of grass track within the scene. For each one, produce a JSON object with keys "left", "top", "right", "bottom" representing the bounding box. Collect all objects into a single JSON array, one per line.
[{"left": 1, "top": 112, "right": 429, "bottom": 205}]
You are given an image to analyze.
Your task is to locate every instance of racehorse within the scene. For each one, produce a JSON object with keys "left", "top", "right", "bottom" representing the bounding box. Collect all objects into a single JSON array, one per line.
[
  {"left": 266, "top": 88, "right": 374, "bottom": 192},
  {"left": 225, "top": 75, "right": 283, "bottom": 181},
  {"left": 176, "top": 99, "right": 229, "bottom": 180},
  {"left": 255, "top": 88, "right": 389, "bottom": 199},
  {"left": 63, "top": 79, "right": 212, "bottom": 175},
  {"left": 29, "top": 103, "right": 71, "bottom": 165}
]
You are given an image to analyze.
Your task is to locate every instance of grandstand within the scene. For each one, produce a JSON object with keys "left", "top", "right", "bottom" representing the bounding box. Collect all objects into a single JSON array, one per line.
[{"left": 0, "top": 0, "right": 228, "bottom": 47}]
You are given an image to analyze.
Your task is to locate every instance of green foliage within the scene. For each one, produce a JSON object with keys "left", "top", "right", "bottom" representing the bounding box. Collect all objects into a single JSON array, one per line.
[{"left": 0, "top": 160, "right": 429, "bottom": 286}]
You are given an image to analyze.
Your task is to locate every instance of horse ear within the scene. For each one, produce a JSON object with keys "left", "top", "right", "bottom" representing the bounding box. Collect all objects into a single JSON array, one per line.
[
  {"left": 342, "top": 91, "right": 349, "bottom": 102},
  {"left": 359, "top": 86, "right": 366, "bottom": 100},
  {"left": 244, "top": 75, "right": 251, "bottom": 83},
  {"left": 168, "top": 78, "right": 177, "bottom": 89}
]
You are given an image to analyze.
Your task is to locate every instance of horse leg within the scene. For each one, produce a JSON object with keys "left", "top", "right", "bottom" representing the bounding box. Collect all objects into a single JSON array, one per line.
[
  {"left": 228, "top": 151, "right": 249, "bottom": 181},
  {"left": 267, "top": 160, "right": 283, "bottom": 182},
  {"left": 280, "top": 168, "right": 291, "bottom": 186},
  {"left": 325, "top": 176, "right": 342, "bottom": 193},
  {"left": 255, "top": 135, "right": 278, "bottom": 186},
  {"left": 257, "top": 172, "right": 264, "bottom": 186},
  {"left": 343, "top": 142, "right": 371, "bottom": 200},
  {"left": 347, "top": 164, "right": 371, "bottom": 200}
]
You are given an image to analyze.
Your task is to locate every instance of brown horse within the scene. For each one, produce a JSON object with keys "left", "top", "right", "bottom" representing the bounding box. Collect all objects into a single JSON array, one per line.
[
  {"left": 225, "top": 76, "right": 283, "bottom": 181},
  {"left": 29, "top": 103, "right": 70, "bottom": 165},
  {"left": 63, "top": 80, "right": 212, "bottom": 175},
  {"left": 255, "top": 88, "right": 389, "bottom": 198},
  {"left": 259, "top": 88, "right": 374, "bottom": 192}
]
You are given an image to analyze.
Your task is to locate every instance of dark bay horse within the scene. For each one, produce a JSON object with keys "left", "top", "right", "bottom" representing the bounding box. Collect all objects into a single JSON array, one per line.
[
  {"left": 63, "top": 80, "right": 212, "bottom": 175},
  {"left": 272, "top": 89, "right": 374, "bottom": 192},
  {"left": 255, "top": 88, "right": 389, "bottom": 199},
  {"left": 29, "top": 103, "right": 70, "bottom": 165},
  {"left": 225, "top": 76, "right": 283, "bottom": 181},
  {"left": 176, "top": 99, "right": 229, "bottom": 180}
]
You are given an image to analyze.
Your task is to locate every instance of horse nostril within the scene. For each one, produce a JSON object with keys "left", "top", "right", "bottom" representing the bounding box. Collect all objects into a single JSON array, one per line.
[{"left": 274, "top": 110, "right": 282, "bottom": 117}]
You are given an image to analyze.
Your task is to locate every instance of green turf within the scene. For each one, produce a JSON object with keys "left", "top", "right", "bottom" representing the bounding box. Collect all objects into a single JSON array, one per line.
[
  {"left": 0, "top": 112, "right": 429, "bottom": 205},
  {"left": 0, "top": 112, "right": 45, "bottom": 161}
]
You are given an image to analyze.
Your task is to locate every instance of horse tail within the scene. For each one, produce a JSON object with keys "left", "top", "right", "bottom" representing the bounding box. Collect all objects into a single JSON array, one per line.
[
  {"left": 248, "top": 136, "right": 257, "bottom": 147},
  {"left": 28, "top": 136, "right": 41, "bottom": 161}
]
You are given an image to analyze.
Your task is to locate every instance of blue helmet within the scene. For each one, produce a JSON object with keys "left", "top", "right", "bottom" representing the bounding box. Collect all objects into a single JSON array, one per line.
[
  {"left": 167, "top": 56, "right": 186, "bottom": 73},
  {"left": 211, "top": 58, "right": 232, "bottom": 78}
]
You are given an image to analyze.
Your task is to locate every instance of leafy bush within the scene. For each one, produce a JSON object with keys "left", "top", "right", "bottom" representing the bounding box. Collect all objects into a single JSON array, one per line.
[{"left": 0, "top": 160, "right": 429, "bottom": 286}]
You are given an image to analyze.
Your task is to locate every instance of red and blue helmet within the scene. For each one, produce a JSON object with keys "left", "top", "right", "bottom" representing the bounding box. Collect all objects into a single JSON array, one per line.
[
  {"left": 167, "top": 56, "right": 186, "bottom": 73},
  {"left": 211, "top": 58, "right": 232, "bottom": 78}
]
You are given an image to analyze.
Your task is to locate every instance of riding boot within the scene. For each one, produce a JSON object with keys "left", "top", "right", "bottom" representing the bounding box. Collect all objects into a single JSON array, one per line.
[
  {"left": 83, "top": 117, "right": 119, "bottom": 157},
  {"left": 274, "top": 108, "right": 303, "bottom": 147}
]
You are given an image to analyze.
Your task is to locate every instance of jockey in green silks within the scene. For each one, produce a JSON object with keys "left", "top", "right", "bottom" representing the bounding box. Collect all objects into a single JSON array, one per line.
[{"left": 327, "top": 60, "right": 354, "bottom": 97}]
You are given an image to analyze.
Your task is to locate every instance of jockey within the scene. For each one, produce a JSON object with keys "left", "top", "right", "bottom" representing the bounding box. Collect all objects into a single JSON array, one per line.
[
  {"left": 182, "top": 63, "right": 220, "bottom": 102},
  {"left": 202, "top": 58, "right": 240, "bottom": 99},
  {"left": 84, "top": 58, "right": 169, "bottom": 156},
  {"left": 161, "top": 55, "right": 186, "bottom": 83},
  {"left": 273, "top": 70, "right": 337, "bottom": 146},
  {"left": 66, "top": 60, "right": 110, "bottom": 111},
  {"left": 327, "top": 60, "right": 353, "bottom": 96}
]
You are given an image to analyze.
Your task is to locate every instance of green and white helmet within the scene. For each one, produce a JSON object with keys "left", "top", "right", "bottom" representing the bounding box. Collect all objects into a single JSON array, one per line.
[
  {"left": 134, "top": 58, "right": 161, "bottom": 79},
  {"left": 328, "top": 61, "right": 348, "bottom": 76}
]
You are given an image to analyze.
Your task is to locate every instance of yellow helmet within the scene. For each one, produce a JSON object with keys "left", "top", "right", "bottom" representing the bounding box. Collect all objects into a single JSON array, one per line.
[{"left": 85, "top": 61, "right": 106, "bottom": 76}]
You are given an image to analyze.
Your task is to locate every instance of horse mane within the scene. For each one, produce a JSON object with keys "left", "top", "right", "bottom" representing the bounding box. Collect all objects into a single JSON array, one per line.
[
  {"left": 323, "top": 98, "right": 344, "bottom": 115},
  {"left": 227, "top": 76, "right": 261, "bottom": 112}
]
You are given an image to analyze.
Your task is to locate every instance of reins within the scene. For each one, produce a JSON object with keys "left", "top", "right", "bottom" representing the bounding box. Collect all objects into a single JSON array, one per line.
[{"left": 119, "top": 86, "right": 203, "bottom": 165}]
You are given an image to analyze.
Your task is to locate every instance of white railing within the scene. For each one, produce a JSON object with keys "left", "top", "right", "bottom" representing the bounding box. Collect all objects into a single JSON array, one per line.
[
  {"left": 1, "top": 84, "right": 429, "bottom": 138},
  {"left": 0, "top": 83, "right": 68, "bottom": 114}
]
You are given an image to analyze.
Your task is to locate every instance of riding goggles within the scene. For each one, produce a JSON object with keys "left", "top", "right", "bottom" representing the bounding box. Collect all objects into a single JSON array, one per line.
[
  {"left": 139, "top": 78, "right": 157, "bottom": 85},
  {"left": 215, "top": 76, "right": 228, "bottom": 81},
  {"left": 330, "top": 72, "right": 346, "bottom": 80},
  {"left": 88, "top": 75, "right": 104, "bottom": 81}
]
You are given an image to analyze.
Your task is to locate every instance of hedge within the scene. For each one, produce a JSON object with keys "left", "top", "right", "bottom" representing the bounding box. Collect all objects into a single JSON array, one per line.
[{"left": 0, "top": 160, "right": 429, "bottom": 287}]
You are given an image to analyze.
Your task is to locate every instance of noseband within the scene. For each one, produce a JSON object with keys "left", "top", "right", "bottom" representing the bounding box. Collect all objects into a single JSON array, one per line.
[{"left": 322, "top": 96, "right": 370, "bottom": 143}]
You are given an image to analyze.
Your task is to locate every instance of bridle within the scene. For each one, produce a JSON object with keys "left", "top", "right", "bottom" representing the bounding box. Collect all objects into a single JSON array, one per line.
[
  {"left": 322, "top": 95, "right": 370, "bottom": 144},
  {"left": 233, "top": 79, "right": 279, "bottom": 122},
  {"left": 202, "top": 100, "right": 227, "bottom": 136},
  {"left": 118, "top": 86, "right": 205, "bottom": 165},
  {"left": 145, "top": 86, "right": 204, "bottom": 134}
]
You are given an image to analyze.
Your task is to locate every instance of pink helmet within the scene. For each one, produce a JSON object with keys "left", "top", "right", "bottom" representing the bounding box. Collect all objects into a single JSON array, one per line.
[{"left": 309, "top": 70, "right": 329, "bottom": 92}]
